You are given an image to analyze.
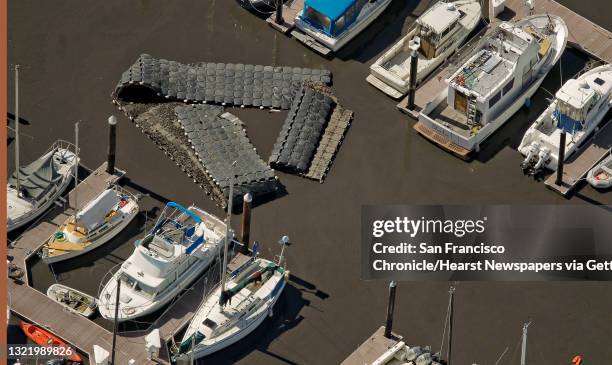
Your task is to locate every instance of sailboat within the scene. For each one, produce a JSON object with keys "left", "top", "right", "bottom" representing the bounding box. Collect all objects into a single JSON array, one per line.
[
  {"left": 415, "top": 14, "right": 567, "bottom": 158},
  {"left": 7, "top": 67, "right": 78, "bottom": 232},
  {"left": 97, "top": 202, "right": 227, "bottom": 321},
  {"left": 174, "top": 175, "right": 290, "bottom": 360},
  {"left": 519, "top": 64, "right": 612, "bottom": 172},
  {"left": 41, "top": 186, "right": 139, "bottom": 264},
  {"left": 367, "top": 0, "right": 482, "bottom": 99}
]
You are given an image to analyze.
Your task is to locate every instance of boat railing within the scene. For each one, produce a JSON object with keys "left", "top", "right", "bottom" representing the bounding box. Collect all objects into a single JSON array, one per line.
[{"left": 47, "top": 139, "right": 79, "bottom": 156}]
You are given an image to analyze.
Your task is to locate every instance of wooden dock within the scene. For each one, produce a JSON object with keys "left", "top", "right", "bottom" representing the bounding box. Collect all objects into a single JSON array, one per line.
[
  {"left": 397, "top": 0, "right": 612, "bottom": 118},
  {"left": 544, "top": 121, "right": 612, "bottom": 195},
  {"left": 340, "top": 326, "right": 402, "bottom": 365},
  {"left": 266, "top": 0, "right": 303, "bottom": 34}
]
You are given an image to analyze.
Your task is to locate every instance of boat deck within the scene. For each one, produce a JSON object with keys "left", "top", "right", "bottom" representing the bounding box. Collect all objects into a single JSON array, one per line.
[
  {"left": 428, "top": 103, "right": 472, "bottom": 138},
  {"left": 544, "top": 120, "right": 612, "bottom": 195},
  {"left": 398, "top": 0, "right": 612, "bottom": 118},
  {"left": 340, "top": 326, "right": 402, "bottom": 365},
  {"left": 266, "top": 0, "right": 304, "bottom": 34}
]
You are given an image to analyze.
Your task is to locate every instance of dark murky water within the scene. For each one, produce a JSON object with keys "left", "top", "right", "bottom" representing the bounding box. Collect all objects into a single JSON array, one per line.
[{"left": 7, "top": 1, "right": 612, "bottom": 364}]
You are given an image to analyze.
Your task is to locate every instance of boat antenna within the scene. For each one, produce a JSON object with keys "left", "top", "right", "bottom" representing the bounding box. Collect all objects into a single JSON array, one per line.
[
  {"left": 14, "top": 65, "right": 20, "bottom": 195},
  {"left": 220, "top": 160, "right": 237, "bottom": 306},
  {"left": 74, "top": 121, "right": 80, "bottom": 229},
  {"left": 520, "top": 319, "right": 532, "bottom": 365}
]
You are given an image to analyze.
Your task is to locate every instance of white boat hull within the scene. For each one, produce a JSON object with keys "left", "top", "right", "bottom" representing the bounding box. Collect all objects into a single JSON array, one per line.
[
  {"left": 46, "top": 284, "right": 97, "bottom": 318},
  {"left": 294, "top": 0, "right": 392, "bottom": 52},
  {"left": 587, "top": 153, "right": 612, "bottom": 189},
  {"left": 368, "top": 0, "right": 482, "bottom": 98}
]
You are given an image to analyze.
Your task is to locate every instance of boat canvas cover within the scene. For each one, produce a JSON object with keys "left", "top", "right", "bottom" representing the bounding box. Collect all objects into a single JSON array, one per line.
[
  {"left": 305, "top": 0, "right": 355, "bottom": 21},
  {"left": 9, "top": 152, "right": 62, "bottom": 201},
  {"left": 76, "top": 189, "right": 120, "bottom": 232}
]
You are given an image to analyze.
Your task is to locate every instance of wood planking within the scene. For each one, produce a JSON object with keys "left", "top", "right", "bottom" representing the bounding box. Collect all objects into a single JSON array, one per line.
[{"left": 340, "top": 326, "right": 402, "bottom": 365}]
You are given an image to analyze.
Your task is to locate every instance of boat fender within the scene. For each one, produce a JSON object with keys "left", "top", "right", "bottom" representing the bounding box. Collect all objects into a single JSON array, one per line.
[
  {"left": 54, "top": 231, "right": 66, "bottom": 242},
  {"left": 268, "top": 306, "right": 274, "bottom": 318},
  {"left": 525, "top": 98, "right": 532, "bottom": 108}
]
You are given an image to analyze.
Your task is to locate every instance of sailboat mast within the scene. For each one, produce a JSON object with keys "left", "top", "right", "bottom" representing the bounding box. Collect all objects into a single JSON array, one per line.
[
  {"left": 220, "top": 172, "right": 235, "bottom": 298},
  {"left": 14, "top": 65, "right": 20, "bottom": 194},
  {"left": 520, "top": 320, "right": 531, "bottom": 365},
  {"left": 74, "top": 122, "right": 79, "bottom": 227}
]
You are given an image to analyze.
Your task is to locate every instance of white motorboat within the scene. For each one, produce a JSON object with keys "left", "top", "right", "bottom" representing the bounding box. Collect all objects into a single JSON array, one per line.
[
  {"left": 293, "top": 0, "right": 392, "bottom": 53},
  {"left": 46, "top": 284, "right": 97, "bottom": 318},
  {"left": 97, "top": 202, "right": 227, "bottom": 321},
  {"left": 367, "top": 0, "right": 482, "bottom": 99},
  {"left": 587, "top": 152, "right": 612, "bottom": 189},
  {"left": 7, "top": 140, "right": 78, "bottom": 232},
  {"left": 415, "top": 14, "right": 567, "bottom": 158},
  {"left": 372, "top": 341, "right": 443, "bottom": 365},
  {"left": 41, "top": 186, "right": 139, "bottom": 264},
  {"left": 519, "top": 64, "right": 612, "bottom": 172}
]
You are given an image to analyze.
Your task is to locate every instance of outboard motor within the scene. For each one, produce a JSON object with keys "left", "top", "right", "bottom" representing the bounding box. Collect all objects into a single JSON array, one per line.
[
  {"left": 521, "top": 141, "right": 541, "bottom": 169},
  {"left": 532, "top": 147, "right": 551, "bottom": 171}
]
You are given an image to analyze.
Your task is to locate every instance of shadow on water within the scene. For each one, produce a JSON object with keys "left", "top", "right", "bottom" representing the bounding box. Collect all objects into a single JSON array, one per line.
[
  {"left": 335, "top": 0, "right": 424, "bottom": 63},
  {"left": 475, "top": 48, "right": 592, "bottom": 163}
]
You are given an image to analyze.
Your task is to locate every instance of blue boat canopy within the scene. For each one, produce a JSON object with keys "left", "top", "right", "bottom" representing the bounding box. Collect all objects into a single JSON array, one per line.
[
  {"left": 305, "top": 0, "right": 356, "bottom": 21},
  {"left": 166, "top": 202, "right": 202, "bottom": 223}
]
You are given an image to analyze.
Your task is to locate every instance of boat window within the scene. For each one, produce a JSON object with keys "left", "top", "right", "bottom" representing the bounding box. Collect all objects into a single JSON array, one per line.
[
  {"left": 133, "top": 281, "right": 156, "bottom": 298},
  {"left": 489, "top": 91, "right": 502, "bottom": 108},
  {"left": 557, "top": 101, "right": 584, "bottom": 121},
  {"left": 305, "top": 6, "right": 331, "bottom": 31},
  {"left": 594, "top": 77, "right": 605, "bottom": 86},
  {"left": 335, "top": 16, "right": 346, "bottom": 33},
  {"left": 203, "top": 318, "right": 217, "bottom": 329},
  {"left": 502, "top": 78, "right": 514, "bottom": 95},
  {"left": 345, "top": 4, "right": 356, "bottom": 21}
]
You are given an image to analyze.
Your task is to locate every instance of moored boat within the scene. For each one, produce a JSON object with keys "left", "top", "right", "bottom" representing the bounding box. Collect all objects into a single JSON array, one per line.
[
  {"left": 175, "top": 239, "right": 290, "bottom": 359},
  {"left": 367, "top": 0, "right": 482, "bottom": 99},
  {"left": 415, "top": 14, "right": 567, "bottom": 158},
  {"left": 46, "top": 284, "right": 97, "bottom": 318},
  {"left": 97, "top": 202, "right": 227, "bottom": 322},
  {"left": 19, "top": 321, "right": 82, "bottom": 363},
  {"left": 519, "top": 64, "right": 612, "bottom": 172},
  {"left": 293, "top": 0, "right": 392, "bottom": 54},
  {"left": 41, "top": 186, "right": 139, "bottom": 264},
  {"left": 587, "top": 152, "right": 612, "bottom": 189},
  {"left": 7, "top": 141, "right": 78, "bottom": 232}
]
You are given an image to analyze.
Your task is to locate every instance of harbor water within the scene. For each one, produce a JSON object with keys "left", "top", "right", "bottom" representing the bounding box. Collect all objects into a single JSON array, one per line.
[{"left": 7, "top": 0, "right": 612, "bottom": 364}]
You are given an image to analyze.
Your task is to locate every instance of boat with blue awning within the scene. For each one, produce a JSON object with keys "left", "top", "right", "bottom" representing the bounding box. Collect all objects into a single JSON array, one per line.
[
  {"left": 98, "top": 202, "right": 229, "bottom": 321},
  {"left": 293, "top": 0, "right": 392, "bottom": 53}
]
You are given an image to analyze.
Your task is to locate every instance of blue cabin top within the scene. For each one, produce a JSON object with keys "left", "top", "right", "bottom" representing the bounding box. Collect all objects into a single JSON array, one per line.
[{"left": 302, "top": 0, "right": 367, "bottom": 36}]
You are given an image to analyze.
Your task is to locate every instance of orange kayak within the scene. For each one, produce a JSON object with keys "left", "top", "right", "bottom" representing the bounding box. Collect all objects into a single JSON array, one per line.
[{"left": 20, "top": 321, "right": 82, "bottom": 362}]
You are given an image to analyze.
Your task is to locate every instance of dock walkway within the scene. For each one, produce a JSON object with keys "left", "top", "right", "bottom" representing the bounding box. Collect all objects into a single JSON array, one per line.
[
  {"left": 398, "top": 0, "right": 612, "bottom": 118},
  {"left": 544, "top": 121, "right": 612, "bottom": 195},
  {"left": 340, "top": 326, "right": 401, "bottom": 365}
]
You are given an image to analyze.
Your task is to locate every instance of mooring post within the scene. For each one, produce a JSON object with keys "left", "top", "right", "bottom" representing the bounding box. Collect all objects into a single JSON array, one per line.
[
  {"left": 275, "top": 0, "right": 283, "bottom": 24},
  {"left": 107, "top": 115, "right": 117, "bottom": 174},
  {"left": 407, "top": 38, "right": 421, "bottom": 110},
  {"left": 556, "top": 131, "right": 566, "bottom": 186},
  {"left": 241, "top": 192, "right": 253, "bottom": 255},
  {"left": 384, "top": 281, "right": 397, "bottom": 338},
  {"left": 111, "top": 277, "right": 121, "bottom": 365}
]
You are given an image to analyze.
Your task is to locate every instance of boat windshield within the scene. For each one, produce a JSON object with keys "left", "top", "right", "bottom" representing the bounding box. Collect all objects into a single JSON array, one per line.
[
  {"left": 119, "top": 273, "right": 156, "bottom": 298},
  {"left": 305, "top": 6, "right": 331, "bottom": 32}
]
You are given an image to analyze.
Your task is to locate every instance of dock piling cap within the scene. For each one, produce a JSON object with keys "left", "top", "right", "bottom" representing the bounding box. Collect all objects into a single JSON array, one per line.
[
  {"left": 244, "top": 192, "right": 253, "bottom": 203},
  {"left": 108, "top": 115, "right": 118, "bottom": 125},
  {"left": 409, "top": 37, "right": 421, "bottom": 52}
]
